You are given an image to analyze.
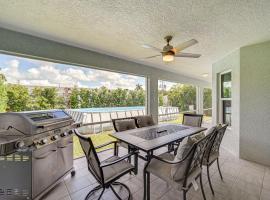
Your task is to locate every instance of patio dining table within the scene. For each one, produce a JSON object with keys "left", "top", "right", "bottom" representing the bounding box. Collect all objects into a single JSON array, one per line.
[{"left": 110, "top": 123, "right": 207, "bottom": 161}]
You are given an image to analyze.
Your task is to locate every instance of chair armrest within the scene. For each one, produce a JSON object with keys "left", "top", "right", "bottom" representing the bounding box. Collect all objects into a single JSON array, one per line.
[
  {"left": 151, "top": 146, "right": 194, "bottom": 165},
  {"left": 150, "top": 154, "right": 179, "bottom": 164},
  {"left": 100, "top": 151, "right": 138, "bottom": 168},
  {"left": 95, "top": 141, "right": 118, "bottom": 149}
]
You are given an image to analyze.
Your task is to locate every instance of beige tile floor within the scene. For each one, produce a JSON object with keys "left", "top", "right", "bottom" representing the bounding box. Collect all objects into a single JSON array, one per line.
[{"left": 41, "top": 147, "right": 270, "bottom": 200}]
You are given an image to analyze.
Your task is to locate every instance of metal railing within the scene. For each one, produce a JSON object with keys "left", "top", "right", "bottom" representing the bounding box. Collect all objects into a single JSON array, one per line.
[
  {"left": 67, "top": 107, "right": 212, "bottom": 134},
  {"left": 66, "top": 106, "right": 179, "bottom": 134}
]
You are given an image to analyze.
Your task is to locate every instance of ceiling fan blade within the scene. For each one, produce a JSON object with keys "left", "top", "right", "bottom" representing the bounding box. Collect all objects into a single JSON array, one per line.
[
  {"left": 173, "top": 39, "right": 198, "bottom": 53},
  {"left": 143, "top": 54, "right": 161, "bottom": 59},
  {"left": 175, "top": 52, "right": 201, "bottom": 58},
  {"left": 142, "top": 44, "right": 162, "bottom": 52}
]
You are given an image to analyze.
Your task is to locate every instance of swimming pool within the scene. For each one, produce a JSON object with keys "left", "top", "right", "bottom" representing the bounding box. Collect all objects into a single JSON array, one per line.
[{"left": 72, "top": 106, "right": 145, "bottom": 113}]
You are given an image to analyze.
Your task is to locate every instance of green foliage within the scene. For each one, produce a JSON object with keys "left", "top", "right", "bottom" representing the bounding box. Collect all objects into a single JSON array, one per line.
[
  {"left": 0, "top": 73, "right": 8, "bottom": 112},
  {"left": 3, "top": 81, "right": 211, "bottom": 114},
  {"left": 203, "top": 88, "right": 212, "bottom": 109},
  {"left": 203, "top": 88, "right": 212, "bottom": 116},
  {"left": 69, "top": 85, "right": 145, "bottom": 109},
  {"left": 6, "top": 84, "right": 30, "bottom": 112},
  {"left": 69, "top": 87, "right": 81, "bottom": 109},
  {"left": 167, "top": 84, "right": 197, "bottom": 111},
  {"left": 30, "top": 87, "right": 64, "bottom": 110}
]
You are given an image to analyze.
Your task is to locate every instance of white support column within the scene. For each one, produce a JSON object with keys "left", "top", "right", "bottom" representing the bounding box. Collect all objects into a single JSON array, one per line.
[
  {"left": 196, "top": 86, "right": 204, "bottom": 114},
  {"left": 147, "top": 76, "right": 159, "bottom": 123}
]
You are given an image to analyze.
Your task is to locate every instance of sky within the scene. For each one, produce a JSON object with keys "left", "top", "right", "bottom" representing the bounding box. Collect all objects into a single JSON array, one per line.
[
  {"left": 0, "top": 53, "right": 147, "bottom": 90},
  {"left": 0, "top": 53, "right": 180, "bottom": 90}
]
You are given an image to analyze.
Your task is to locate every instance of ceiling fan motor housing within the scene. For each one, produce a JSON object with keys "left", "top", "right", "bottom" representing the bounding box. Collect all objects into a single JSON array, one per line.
[{"left": 162, "top": 50, "right": 175, "bottom": 56}]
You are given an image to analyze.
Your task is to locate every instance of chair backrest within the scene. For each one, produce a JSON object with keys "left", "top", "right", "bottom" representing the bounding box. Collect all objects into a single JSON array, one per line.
[
  {"left": 112, "top": 117, "right": 137, "bottom": 132},
  {"left": 182, "top": 133, "right": 212, "bottom": 184},
  {"left": 204, "top": 124, "right": 228, "bottom": 162},
  {"left": 135, "top": 115, "right": 155, "bottom": 128},
  {"left": 182, "top": 113, "right": 203, "bottom": 127},
  {"left": 74, "top": 129, "right": 104, "bottom": 183}
]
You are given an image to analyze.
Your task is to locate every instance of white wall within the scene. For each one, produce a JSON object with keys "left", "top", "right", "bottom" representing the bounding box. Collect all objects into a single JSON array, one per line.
[
  {"left": 239, "top": 41, "right": 270, "bottom": 166},
  {"left": 212, "top": 50, "right": 240, "bottom": 157},
  {"left": 213, "top": 41, "right": 270, "bottom": 166}
]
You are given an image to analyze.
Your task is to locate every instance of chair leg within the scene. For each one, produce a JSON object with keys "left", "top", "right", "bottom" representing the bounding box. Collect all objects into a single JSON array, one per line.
[
  {"left": 199, "top": 174, "right": 206, "bottom": 200},
  {"left": 134, "top": 152, "right": 138, "bottom": 175},
  {"left": 183, "top": 190, "right": 187, "bottom": 200},
  {"left": 147, "top": 172, "right": 150, "bottom": 200},
  {"left": 110, "top": 185, "right": 122, "bottom": 200},
  {"left": 168, "top": 144, "right": 171, "bottom": 152},
  {"left": 84, "top": 185, "right": 104, "bottom": 200},
  {"left": 114, "top": 143, "right": 119, "bottom": 156},
  {"left": 111, "top": 182, "right": 132, "bottom": 200},
  {"left": 217, "top": 158, "right": 223, "bottom": 180},
  {"left": 143, "top": 170, "right": 147, "bottom": 200},
  {"left": 207, "top": 165, "right": 215, "bottom": 195},
  {"left": 97, "top": 188, "right": 105, "bottom": 200},
  {"left": 128, "top": 146, "right": 131, "bottom": 163}
]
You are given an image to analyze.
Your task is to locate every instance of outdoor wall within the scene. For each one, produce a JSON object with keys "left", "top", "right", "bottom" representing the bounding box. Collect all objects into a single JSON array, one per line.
[
  {"left": 0, "top": 27, "right": 210, "bottom": 122},
  {"left": 239, "top": 41, "right": 270, "bottom": 166},
  {"left": 212, "top": 50, "right": 240, "bottom": 157},
  {"left": 213, "top": 40, "right": 270, "bottom": 166}
]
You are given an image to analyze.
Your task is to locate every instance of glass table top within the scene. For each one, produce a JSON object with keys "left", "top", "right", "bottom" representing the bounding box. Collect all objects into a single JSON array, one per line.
[{"left": 130, "top": 125, "right": 188, "bottom": 140}]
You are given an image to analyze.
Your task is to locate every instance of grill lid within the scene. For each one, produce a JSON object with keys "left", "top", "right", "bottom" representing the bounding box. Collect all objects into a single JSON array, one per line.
[{"left": 0, "top": 110, "right": 74, "bottom": 135}]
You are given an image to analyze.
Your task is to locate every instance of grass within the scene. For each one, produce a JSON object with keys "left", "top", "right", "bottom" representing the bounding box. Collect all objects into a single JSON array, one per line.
[
  {"left": 73, "top": 114, "right": 212, "bottom": 159},
  {"left": 73, "top": 130, "right": 116, "bottom": 159}
]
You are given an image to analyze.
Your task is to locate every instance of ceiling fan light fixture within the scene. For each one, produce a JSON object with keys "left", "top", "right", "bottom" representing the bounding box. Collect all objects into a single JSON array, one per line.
[
  {"left": 162, "top": 51, "right": 175, "bottom": 62},
  {"left": 163, "top": 54, "right": 174, "bottom": 62}
]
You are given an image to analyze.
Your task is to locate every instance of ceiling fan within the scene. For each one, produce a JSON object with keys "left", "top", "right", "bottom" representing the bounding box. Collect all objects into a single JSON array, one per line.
[{"left": 142, "top": 35, "right": 201, "bottom": 62}]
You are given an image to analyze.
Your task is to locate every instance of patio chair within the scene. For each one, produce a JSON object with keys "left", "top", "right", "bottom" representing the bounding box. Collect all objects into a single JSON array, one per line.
[
  {"left": 202, "top": 124, "right": 228, "bottom": 195},
  {"left": 112, "top": 117, "right": 137, "bottom": 132},
  {"left": 144, "top": 130, "right": 215, "bottom": 200},
  {"left": 135, "top": 115, "right": 156, "bottom": 128},
  {"left": 170, "top": 113, "right": 204, "bottom": 153},
  {"left": 112, "top": 117, "right": 137, "bottom": 161},
  {"left": 74, "top": 129, "right": 138, "bottom": 200},
  {"left": 182, "top": 113, "right": 204, "bottom": 127}
]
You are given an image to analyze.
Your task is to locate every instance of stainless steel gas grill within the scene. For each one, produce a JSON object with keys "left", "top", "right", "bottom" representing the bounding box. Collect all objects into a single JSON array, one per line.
[{"left": 0, "top": 110, "right": 76, "bottom": 200}]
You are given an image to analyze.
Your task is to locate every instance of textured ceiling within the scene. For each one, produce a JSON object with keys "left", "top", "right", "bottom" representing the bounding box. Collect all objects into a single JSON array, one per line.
[{"left": 0, "top": 0, "right": 270, "bottom": 82}]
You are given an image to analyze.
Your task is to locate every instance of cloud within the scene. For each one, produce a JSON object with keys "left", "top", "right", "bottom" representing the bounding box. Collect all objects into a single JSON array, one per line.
[{"left": 1, "top": 56, "right": 145, "bottom": 90}]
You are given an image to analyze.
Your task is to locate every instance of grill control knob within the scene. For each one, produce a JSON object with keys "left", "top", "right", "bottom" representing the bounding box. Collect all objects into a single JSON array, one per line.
[
  {"left": 68, "top": 130, "right": 74, "bottom": 135},
  {"left": 61, "top": 132, "right": 68, "bottom": 137},
  {"left": 51, "top": 135, "right": 59, "bottom": 141},
  {"left": 15, "top": 141, "right": 25, "bottom": 149},
  {"left": 40, "top": 139, "right": 48, "bottom": 145}
]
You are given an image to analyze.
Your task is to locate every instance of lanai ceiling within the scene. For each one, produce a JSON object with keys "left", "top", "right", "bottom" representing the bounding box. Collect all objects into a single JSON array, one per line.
[{"left": 0, "top": 0, "right": 270, "bottom": 82}]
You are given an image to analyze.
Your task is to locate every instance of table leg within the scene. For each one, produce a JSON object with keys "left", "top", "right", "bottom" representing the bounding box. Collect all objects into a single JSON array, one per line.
[{"left": 143, "top": 151, "right": 153, "bottom": 200}]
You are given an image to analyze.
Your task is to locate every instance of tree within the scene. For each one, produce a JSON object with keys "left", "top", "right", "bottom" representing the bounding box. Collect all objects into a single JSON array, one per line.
[
  {"left": 168, "top": 84, "right": 196, "bottom": 111},
  {"left": 0, "top": 72, "right": 7, "bottom": 112},
  {"left": 97, "top": 86, "right": 111, "bottom": 107},
  {"left": 80, "top": 88, "right": 91, "bottom": 108},
  {"left": 70, "top": 88, "right": 81, "bottom": 108},
  {"left": 6, "top": 84, "right": 30, "bottom": 112},
  {"left": 30, "top": 87, "right": 64, "bottom": 110},
  {"left": 203, "top": 88, "right": 212, "bottom": 116},
  {"left": 111, "top": 88, "right": 128, "bottom": 106},
  {"left": 42, "top": 88, "right": 58, "bottom": 109}
]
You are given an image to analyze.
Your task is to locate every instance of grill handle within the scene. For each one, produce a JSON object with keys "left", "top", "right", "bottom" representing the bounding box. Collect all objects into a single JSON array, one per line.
[
  {"left": 36, "top": 119, "right": 72, "bottom": 129},
  {"left": 34, "top": 149, "right": 57, "bottom": 159}
]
